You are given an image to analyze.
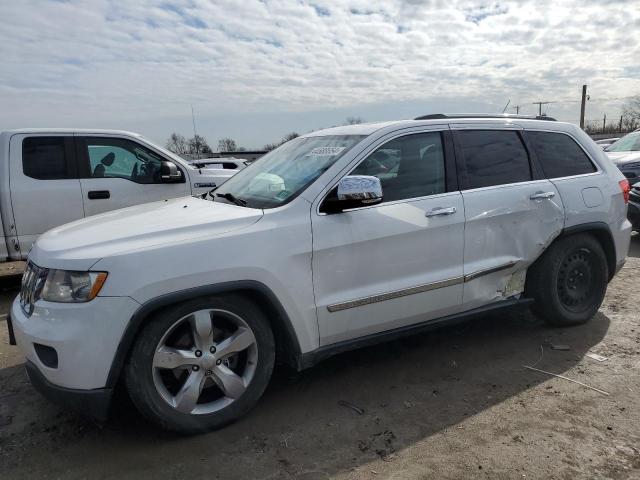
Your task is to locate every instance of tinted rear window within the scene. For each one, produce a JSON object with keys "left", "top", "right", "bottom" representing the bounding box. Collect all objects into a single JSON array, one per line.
[
  {"left": 22, "top": 137, "right": 73, "bottom": 180},
  {"left": 527, "top": 131, "right": 596, "bottom": 178},
  {"left": 458, "top": 130, "right": 532, "bottom": 189}
]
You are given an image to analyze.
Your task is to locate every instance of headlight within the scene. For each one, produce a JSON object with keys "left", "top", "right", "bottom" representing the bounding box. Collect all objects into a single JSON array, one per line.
[{"left": 40, "top": 270, "right": 108, "bottom": 303}]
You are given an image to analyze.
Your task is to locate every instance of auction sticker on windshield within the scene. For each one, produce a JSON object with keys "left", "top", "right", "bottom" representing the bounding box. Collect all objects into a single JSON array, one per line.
[{"left": 306, "top": 146, "right": 346, "bottom": 157}]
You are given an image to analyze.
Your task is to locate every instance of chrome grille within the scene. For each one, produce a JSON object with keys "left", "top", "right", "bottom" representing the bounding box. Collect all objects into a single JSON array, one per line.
[{"left": 19, "top": 262, "right": 47, "bottom": 316}]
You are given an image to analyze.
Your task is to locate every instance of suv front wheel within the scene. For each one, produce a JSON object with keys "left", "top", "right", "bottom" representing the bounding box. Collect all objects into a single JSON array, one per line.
[
  {"left": 527, "top": 233, "right": 609, "bottom": 326},
  {"left": 125, "top": 294, "right": 275, "bottom": 433}
]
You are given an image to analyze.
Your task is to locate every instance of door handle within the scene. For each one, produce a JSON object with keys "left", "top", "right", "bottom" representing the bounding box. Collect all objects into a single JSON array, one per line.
[
  {"left": 425, "top": 206, "right": 457, "bottom": 217},
  {"left": 530, "top": 191, "right": 555, "bottom": 200},
  {"left": 88, "top": 190, "right": 110, "bottom": 200}
]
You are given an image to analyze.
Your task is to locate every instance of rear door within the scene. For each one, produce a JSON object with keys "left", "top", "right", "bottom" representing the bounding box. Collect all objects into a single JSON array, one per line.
[
  {"left": 452, "top": 126, "right": 564, "bottom": 310},
  {"left": 76, "top": 136, "right": 190, "bottom": 216},
  {"left": 9, "top": 134, "right": 84, "bottom": 255}
]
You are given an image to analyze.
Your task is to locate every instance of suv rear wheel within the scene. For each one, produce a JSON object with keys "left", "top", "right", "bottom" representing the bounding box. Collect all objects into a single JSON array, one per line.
[
  {"left": 125, "top": 294, "right": 275, "bottom": 433},
  {"left": 527, "top": 233, "right": 608, "bottom": 326}
]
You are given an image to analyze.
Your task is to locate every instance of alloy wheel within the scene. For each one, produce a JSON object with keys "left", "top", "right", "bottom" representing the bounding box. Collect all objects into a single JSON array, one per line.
[{"left": 151, "top": 309, "right": 258, "bottom": 415}]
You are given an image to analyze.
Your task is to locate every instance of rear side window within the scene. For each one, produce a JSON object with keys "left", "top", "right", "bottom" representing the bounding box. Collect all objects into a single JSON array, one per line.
[
  {"left": 22, "top": 137, "right": 73, "bottom": 180},
  {"left": 526, "top": 131, "right": 596, "bottom": 178},
  {"left": 457, "top": 130, "right": 532, "bottom": 189}
]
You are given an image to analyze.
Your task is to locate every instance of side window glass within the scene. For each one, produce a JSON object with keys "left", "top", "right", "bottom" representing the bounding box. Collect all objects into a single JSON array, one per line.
[
  {"left": 527, "top": 131, "right": 596, "bottom": 178},
  {"left": 351, "top": 132, "right": 446, "bottom": 202},
  {"left": 84, "top": 138, "right": 164, "bottom": 184},
  {"left": 457, "top": 130, "right": 532, "bottom": 189},
  {"left": 22, "top": 137, "right": 73, "bottom": 180}
]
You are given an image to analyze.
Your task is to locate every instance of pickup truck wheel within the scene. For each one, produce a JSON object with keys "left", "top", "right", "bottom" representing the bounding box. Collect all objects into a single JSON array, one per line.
[
  {"left": 527, "top": 233, "right": 608, "bottom": 326},
  {"left": 125, "top": 294, "right": 275, "bottom": 433}
]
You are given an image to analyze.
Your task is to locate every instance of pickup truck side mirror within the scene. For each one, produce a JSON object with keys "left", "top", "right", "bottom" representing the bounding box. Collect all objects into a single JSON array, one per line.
[
  {"left": 160, "top": 161, "right": 184, "bottom": 183},
  {"left": 321, "top": 175, "right": 383, "bottom": 214}
]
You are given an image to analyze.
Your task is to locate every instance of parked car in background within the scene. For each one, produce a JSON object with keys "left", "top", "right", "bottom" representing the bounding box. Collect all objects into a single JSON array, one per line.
[
  {"left": 628, "top": 182, "right": 640, "bottom": 232},
  {"left": 595, "top": 138, "right": 619, "bottom": 149},
  {"left": 0, "top": 129, "right": 237, "bottom": 261},
  {"left": 188, "top": 157, "right": 250, "bottom": 170},
  {"left": 605, "top": 130, "right": 640, "bottom": 182},
  {"left": 10, "top": 115, "right": 631, "bottom": 433}
]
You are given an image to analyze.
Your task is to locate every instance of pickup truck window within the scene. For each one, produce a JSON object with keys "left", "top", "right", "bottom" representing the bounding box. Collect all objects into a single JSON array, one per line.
[
  {"left": 22, "top": 136, "right": 75, "bottom": 180},
  {"left": 80, "top": 137, "right": 165, "bottom": 184}
]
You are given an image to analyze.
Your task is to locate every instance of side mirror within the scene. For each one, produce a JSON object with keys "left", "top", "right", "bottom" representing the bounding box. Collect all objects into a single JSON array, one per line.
[
  {"left": 160, "top": 161, "right": 184, "bottom": 183},
  {"left": 321, "top": 175, "right": 383, "bottom": 214}
]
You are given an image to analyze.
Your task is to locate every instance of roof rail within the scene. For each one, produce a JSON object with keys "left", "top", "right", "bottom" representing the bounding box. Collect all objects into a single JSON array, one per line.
[{"left": 414, "top": 113, "right": 557, "bottom": 121}]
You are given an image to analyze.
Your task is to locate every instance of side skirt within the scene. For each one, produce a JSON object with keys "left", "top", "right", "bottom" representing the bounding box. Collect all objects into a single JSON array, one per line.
[{"left": 299, "top": 297, "right": 534, "bottom": 370}]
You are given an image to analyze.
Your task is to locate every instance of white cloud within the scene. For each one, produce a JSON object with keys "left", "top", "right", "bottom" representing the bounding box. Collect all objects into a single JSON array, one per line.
[{"left": 0, "top": 0, "right": 639, "bottom": 147}]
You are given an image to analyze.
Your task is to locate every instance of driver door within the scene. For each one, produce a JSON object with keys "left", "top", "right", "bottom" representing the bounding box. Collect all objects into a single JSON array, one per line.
[{"left": 76, "top": 135, "right": 190, "bottom": 216}]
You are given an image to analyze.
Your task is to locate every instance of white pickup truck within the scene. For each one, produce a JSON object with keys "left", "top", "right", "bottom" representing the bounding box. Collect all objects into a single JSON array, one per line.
[{"left": 0, "top": 129, "right": 235, "bottom": 261}]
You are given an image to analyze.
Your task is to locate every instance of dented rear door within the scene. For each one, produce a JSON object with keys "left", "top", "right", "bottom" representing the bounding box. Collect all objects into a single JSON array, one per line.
[{"left": 451, "top": 125, "right": 564, "bottom": 310}]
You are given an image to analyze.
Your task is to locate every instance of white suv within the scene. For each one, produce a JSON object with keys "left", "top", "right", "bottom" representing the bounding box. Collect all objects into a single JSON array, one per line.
[{"left": 9, "top": 115, "right": 632, "bottom": 433}]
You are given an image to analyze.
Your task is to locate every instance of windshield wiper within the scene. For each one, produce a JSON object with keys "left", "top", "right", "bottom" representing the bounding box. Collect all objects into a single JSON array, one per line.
[{"left": 215, "top": 192, "right": 247, "bottom": 207}]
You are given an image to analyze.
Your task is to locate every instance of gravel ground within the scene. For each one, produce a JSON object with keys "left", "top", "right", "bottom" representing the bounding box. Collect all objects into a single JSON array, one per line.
[{"left": 0, "top": 238, "right": 639, "bottom": 479}]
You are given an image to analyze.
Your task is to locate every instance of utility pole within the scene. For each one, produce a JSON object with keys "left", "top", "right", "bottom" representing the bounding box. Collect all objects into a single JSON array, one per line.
[
  {"left": 579, "top": 85, "right": 587, "bottom": 129},
  {"left": 191, "top": 104, "right": 199, "bottom": 158},
  {"left": 512, "top": 105, "right": 521, "bottom": 114},
  {"left": 602, "top": 113, "right": 606, "bottom": 133},
  {"left": 533, "top": 101, "right": 551, "bottom": 116},
  {"left": 619, "top": 115, "right": 623, "bottom": 133}
]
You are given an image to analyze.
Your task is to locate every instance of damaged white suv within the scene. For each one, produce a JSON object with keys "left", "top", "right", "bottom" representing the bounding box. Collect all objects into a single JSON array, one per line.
[{"left": 9, "top": 115, "right": 632, "bottom": 433}]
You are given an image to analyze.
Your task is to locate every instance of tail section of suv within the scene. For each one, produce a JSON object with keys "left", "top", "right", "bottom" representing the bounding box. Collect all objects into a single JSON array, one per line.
[{"left": 10, "top": 116, "right": 631, "bottom": 433}]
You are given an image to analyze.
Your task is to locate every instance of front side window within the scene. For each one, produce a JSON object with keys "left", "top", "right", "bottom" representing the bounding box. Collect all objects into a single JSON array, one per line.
[
  {"left": 527, "top": 131, "right": 596, "bottom": 178},
  {"left": 214, "top": 135, "right": 365, "bottom": 208},
  {"left": 606, "top": 132, "right": 640, "bottom": 152},
  {"left": 351, "top": 132, "right": 446, "bottom": 203},
  {"left": 458, "top": 130, "right": 532, "bottom": 189},
  {"left": 22, "top": 137, "right": 73, "bottom": 180},
  {"left": 82, "top": 138, "right": 165, "bottom": 184}
]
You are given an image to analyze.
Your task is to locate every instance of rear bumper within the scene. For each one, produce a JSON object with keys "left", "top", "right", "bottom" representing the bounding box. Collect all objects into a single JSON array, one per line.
[{"left": 25, "top": 360, "right": 112, "bottom": 422}]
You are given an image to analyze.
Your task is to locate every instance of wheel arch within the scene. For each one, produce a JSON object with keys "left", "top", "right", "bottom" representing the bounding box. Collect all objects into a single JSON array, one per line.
[
  {"left": 105, "top": 281, "right": 303, "bottom": 389},
  {"left": 543, "top": 222, "right": 617, "bottom": 281}
]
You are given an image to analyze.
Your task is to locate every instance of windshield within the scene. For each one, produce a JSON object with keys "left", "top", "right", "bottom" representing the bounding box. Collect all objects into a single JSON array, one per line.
[
  {"left": 606, "top": 132, "right": 640, "bottom": 152},
  {"left": 214, "top": 135, "right": 365, "bottom": 208}
]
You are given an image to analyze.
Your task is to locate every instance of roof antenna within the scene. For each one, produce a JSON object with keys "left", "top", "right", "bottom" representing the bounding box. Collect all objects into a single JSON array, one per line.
[{"left": 502, "top": 99, "right": 511, "bottom": 114}]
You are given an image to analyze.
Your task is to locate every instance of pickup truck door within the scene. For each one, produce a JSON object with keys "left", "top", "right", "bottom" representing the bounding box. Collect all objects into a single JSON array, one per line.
[
  {"left": 8, "top": 134, "right": 85, "bottom": 256},
  {"left": 311, "top": 129, "right": 465, "bottom": 345},
  {"left": 451, "top": 126, "right": 564, "bottom": 310},
  {"left": 76, "top": 136, "right": 191, "bottom": 217}
]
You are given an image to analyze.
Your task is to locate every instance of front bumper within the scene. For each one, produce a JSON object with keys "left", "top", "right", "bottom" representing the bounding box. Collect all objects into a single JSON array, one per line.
[
  {"left": 25, "top": 360, "right": 112, "bottom": 421},
  {"left": 11, "top": 295, "right": 140, "bottom": 390}
]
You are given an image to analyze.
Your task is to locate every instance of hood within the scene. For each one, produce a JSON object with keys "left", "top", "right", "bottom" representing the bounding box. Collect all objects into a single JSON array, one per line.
[
  {"left": 607, "top": 151, "right": 640, "bottom": 164},
  {"left": 30, "top": 196, "right": 263, "bottom": 270}
]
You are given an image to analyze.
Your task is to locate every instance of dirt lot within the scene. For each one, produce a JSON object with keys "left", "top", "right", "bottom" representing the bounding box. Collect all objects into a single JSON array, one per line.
[{"left": 1, "top": 239, "right": 639, "bottom": 479}]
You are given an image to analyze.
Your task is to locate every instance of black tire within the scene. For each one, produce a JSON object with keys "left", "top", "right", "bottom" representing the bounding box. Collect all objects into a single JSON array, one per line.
[
  {"left": 125, "top": 294, "right": 275, "bottom": 434},
  {"left": 526, "top": 233, "right": 608, "bottom": 326}
]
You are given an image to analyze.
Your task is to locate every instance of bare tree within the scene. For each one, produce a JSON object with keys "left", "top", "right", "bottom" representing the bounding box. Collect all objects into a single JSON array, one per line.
[
  {"left": 188, "top": 135, "right": 212, "bottom": 157},
  {"left": 622, "top": 96, "right": 640, "bottom": 123},
  {"left": 218, "top": 138, "right": 238, "bottom": 152},
  {"left": 166, "top": 133, "right": 188, "bottom": 155},
  {"left": 346, "top": 116, "right": 365, "bottom": 125},
  {"left": 281, "top": 132, "right": 299, "bottom": 143},
  {"left": 263, "top": 132, "right": 299, "bottom": 151}
]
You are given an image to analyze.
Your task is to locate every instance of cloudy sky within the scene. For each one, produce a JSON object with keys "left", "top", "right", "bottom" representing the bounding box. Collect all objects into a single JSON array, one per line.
[{"left": 1, "top": 0, "right": 639, "bottom": 149}]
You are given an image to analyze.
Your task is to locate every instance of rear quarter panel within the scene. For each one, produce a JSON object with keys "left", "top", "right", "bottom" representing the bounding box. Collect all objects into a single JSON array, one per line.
[{"left": 541, "top": 126, "right": 631, "bottom": 265}]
